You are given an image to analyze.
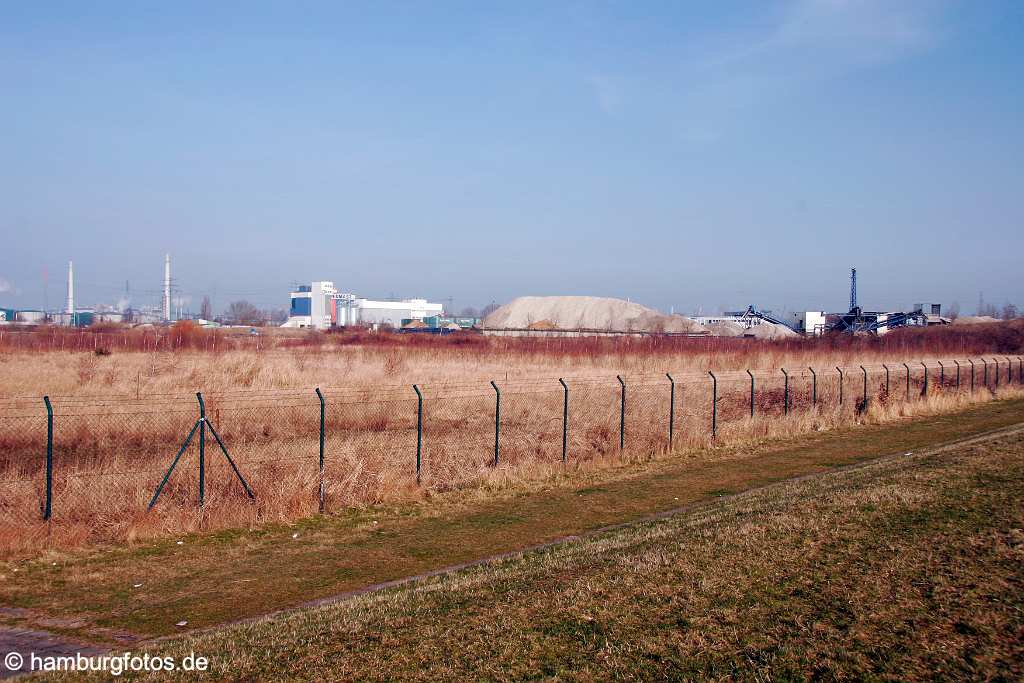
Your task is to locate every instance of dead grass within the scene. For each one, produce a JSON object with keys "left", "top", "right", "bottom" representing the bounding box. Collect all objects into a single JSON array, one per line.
[
  {"left": 1, "top": 328, "right": 1022, "bottom": 557},
  {"left": 28, "top": 423, "right": 1024, "bottom": 681}
]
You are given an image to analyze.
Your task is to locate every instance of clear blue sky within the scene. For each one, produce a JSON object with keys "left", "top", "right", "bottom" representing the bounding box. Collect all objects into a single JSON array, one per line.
[{"left": 2, "top": 1, "right": 1021, "bottom": 316}]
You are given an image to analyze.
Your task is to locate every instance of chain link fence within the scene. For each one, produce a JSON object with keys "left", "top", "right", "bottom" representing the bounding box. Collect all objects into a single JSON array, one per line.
[{"left": 1, "top": 356, "right": 1021, "bottom": 549}]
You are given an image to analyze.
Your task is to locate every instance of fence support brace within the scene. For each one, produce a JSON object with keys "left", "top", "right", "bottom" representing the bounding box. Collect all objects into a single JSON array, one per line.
[
  {"left": 148, "top": 392, "right": 254, "bottom": 511},
  {"left": 559, "top": 378, "right": 569, "bottom": 464},
  {"left": 316, "top": 387, "right": 325, "bottom": 513},
  {"left": 43, "top": 396, "right": 53, "bottom": 521},
  {"left": 616, "top": 375, "right": 626, "bottom": 451},
  {"left": 490, "top": 380, "right": 501, "bottom": 466}
]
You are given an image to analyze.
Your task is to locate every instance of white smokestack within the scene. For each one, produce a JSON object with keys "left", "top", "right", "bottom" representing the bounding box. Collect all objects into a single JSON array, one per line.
[
  {"left": 66, "top": 261, "right": 74, "bottom": 323},
  {"left": 163, "top": 253, "right": 171, "bottom": 322}
]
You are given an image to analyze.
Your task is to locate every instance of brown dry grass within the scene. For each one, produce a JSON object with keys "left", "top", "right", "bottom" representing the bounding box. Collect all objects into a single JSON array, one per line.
[{"left": 1, "top": 324, "right": 1022, "bottom": 558}]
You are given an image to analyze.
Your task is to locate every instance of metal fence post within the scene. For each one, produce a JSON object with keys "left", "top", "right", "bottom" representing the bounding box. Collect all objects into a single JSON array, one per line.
[
  {"left": 860, "top": 365, "right": 868, "bottom": 407},
  {"left": 982, "top": 358, "right": 988, "bottom": 387},
  {"left": 316, "top": 387, "right": 325, "bottom": 513},
  {"left": 994, "top": 358, "right": 1000, "bottom": 387},
  {"left": 490, "top": 380, "right": 501, "bottom": 466},
  {"left": 969, "top": 359, "right": 975, "bottom": 392},
  {"left": 921, "top": 361, "right": 928, "bottom": 396},
  {"left": 666, "top": 373, "right": 675, "bottom": 449},
  {"left": 746, "top": 369, "right": 754, "bottom": 418},
  {"left": 559, "top": 378, "right": 569, "bottom": 464},
  {"left": 954, "top": 360, "right": 960, "bottom": 390},
  {"left": 882, "top": 364, "right": 890, "bottom": 397},
  {"left": 197, "top": 392, "right": 206, "bottom": 507},
  {"left": 616, "top": 375, "right": 626, "bottom": 451},
  {"left": 781, "top": 368, "right": 789, "bottom": 415},
  {"left": 708, "top": 371, "right": 717, "bottom": 439},
  {"left": 836, "top": 367, "right": 844, "bottom": 406},
  {"left": 902, "top": 363, "right": 910, "bottom": 401},
  {"left": 43, "top": 396, "right": 53, "bottom": 521},
  {"left": 1007, "top": 357, "right": 1013, "bottom": 385},
  {"left": 809, "top": 367, "right": 817, "bottom": 406},
  {"left": 413, "top": 384, "right": 423, "bottom": 485},
  {"left": 1018, "top": 356, "right": 1023, "bottom": 384},
  {"left": 938, "top": 360, "right": 944, "bottom": 388}
]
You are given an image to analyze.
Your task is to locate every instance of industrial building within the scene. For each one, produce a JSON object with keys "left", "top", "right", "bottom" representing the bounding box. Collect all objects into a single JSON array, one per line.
[{"left": 282, "top": 281, "right": 444, "bottom": 330}]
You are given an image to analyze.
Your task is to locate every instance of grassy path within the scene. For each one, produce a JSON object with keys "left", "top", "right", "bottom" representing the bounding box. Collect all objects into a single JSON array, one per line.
[{"left": 1, "top": 398, "right": 1022, "bottom": 643}]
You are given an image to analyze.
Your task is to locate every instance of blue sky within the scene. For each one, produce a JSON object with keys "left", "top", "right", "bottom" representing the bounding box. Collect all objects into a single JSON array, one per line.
[{"left": 1, "top": 1, "right": 1021, "bottom": 316}]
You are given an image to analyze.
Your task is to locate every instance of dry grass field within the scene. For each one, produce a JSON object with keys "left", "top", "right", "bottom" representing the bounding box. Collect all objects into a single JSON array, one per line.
[
  {"left": 1, "top": 322, "right": 1022, "bottom": 557},
  {"left": 24, "top": 422, "right": 1024, "bottom": 681}
]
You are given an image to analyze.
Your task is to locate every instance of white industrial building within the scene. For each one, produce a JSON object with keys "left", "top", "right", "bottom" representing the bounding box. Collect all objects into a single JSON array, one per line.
[{"left": 281, "top": 281, "right": 444, "bottom": 330}]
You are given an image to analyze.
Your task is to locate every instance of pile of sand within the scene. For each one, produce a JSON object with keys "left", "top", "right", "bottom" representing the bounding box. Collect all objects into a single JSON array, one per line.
[
  {"left": 952, "top": 316, "right": 1001, "bottom": 325},
  {"left": 704, "top": 321, "right": 746, "bottom": 337},
  {"left": 746, "top": 322, "right": 799, "bottom": 339},
  {"left": 484, "top": 296, "right": 704, "bottom": 333}
]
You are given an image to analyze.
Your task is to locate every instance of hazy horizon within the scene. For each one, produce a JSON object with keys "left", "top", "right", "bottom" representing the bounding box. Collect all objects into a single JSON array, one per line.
[{"left": 2, "top": 1, "right": 1022, "bottom": 317}]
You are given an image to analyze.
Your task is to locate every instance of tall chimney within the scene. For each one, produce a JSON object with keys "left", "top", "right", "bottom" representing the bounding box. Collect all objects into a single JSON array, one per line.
[
  {"left": 66, "top": 261, "right": 75, "bottom": 324},
  {"left": 163, "top": 253, "right": 171, "bottom": 322}
]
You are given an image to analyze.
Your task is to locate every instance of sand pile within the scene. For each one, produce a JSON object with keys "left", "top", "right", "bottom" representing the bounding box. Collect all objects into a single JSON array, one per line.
[
  {"left": 952, "top": 316, "right": 1001, "bottom": 325},
  {"left": 483, "top": 296, "right": 704, "bottom": 333},
  {"left": 704, "top": 321, "right": 745, "bottom": 337},
  {"left": 746, "top": 322, "right": 798, "bottom": 339}
]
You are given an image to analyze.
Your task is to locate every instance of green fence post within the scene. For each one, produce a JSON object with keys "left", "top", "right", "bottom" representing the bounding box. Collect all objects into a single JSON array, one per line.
[
  {"left": 490, "top": 380, "right": 500, "bottom": 466},
  {"left": 43, "top": 396, "right": 53, "bottom": 521},
  {"left": 861, "top": 365, "right": 868, "bottom": 408},
  {"left": 938, "top": 360, "right": 944, "bottom": 388},
  {"left": 746, "top": 369, "right": 754, "bottom": 419},
  {"left": 616, "top": 375, "right": 626, "bottom": 451},
  {"left": 809, "top": 367, "right": 817, "bottom": 406},
  {"left": 836, "top": 367, "right": 844, "bottom": 406},
  {"left": 413, "top": 385, "right": 423, "bottom": 485},
  {"left": 902, "top": 363, "right": 910, "bottom": 401},
  {"left": 1018, "top": 356, "right": 1022, "bottom": 384},
  {"left": 982, "top": 358, "right": 988, "bottom": 387},
  {"left": 666, "top": 373, "right": 675, "bottom": 449},
  {"left": 708, "top": 371, "right": 717, "bottom": 439},
  {"left": 1006, "top": 357, "right": 1012, "bottom": 384},
  {"left": 559, "top": 378, "right": 568, "bottom": 464},
  {"left": 969, "top": 359, "right": 975, "bottom": 392},
  {"left": 921, "top": 361, "right": 928, "bottom": 396},
  {"left": 197, "top": 392, "right": 206, "bottom": 507},
  {"left": 781, "top": 368, "right": 789, "bottom": 415},
  {"left": 954, "top": 360, "right": 960, "bottom": 390},
  {"left": 316, "top": 387, "right": 325, "bottom": 513},
  {"left": 994, "top": 358, "right": 1000, "bottom": 388}
]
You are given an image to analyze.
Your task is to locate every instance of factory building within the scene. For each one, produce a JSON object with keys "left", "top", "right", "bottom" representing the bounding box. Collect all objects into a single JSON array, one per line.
[{"left": 282, "top": 281, "right": 444, "bottom": 330}]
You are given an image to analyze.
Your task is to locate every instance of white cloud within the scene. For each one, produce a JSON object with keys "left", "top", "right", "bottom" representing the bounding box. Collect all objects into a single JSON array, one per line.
[{"left": 0, "top": 277, "right": 13, "bottom": 294}]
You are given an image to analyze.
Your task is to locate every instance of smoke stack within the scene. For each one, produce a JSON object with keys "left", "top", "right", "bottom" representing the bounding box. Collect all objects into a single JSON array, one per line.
[
  {"left": 66, "top": 261, "right": 74, "bottom": 324},
  {"left": 163, "top": 253, "right": 171, "bottom": 322}
]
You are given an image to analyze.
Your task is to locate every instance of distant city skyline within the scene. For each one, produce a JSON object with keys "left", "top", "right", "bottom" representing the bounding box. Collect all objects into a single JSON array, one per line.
[{"left": 2, "top": 2, "right": 1022, "bottom": 317}]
